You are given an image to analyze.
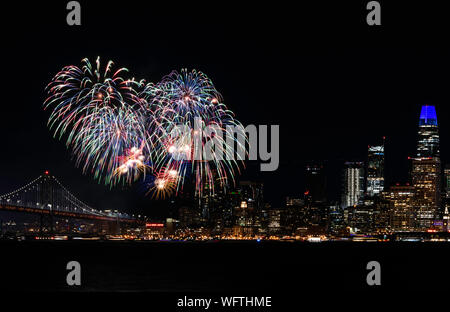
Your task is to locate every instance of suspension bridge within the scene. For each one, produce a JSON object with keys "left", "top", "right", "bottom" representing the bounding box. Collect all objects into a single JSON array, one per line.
[{"left": 0, "top": 171, "right": 136, "bottom": 224}]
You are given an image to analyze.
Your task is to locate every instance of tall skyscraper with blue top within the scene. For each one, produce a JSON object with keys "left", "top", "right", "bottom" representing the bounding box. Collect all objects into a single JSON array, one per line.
[
  {"left": 412, "top": 105, "right": 441, "bottom": 229},
  {"left": 416, "top": 105, "right": 440, "bottom": 157}
]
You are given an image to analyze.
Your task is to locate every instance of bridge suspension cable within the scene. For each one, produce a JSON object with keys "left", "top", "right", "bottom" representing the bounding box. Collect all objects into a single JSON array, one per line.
[{"left": 0, "top": 172, "right": 133, "bottom": 220}]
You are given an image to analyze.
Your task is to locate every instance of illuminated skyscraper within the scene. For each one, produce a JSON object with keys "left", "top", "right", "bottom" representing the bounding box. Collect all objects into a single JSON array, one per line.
[
  {"left": 412, "top": 105, "right": 441, "bottom": 229},
  {"left": 341, "top": 161, "right": 364, "bottom": 208},
  {"left": 233, "top": 181, "right": 264, "bottom": 235},
  {"left": 445, "top": 165, "right": 450, "bottom": 219},
  {"left": 445, "top": 165, "right": 450, "bottom": 199},
  {"left": 416, "top": 105, "right": 440, "bottom": 158},
  {"left": 444, "top": 206, "right": 449, "bottom": 232},
  {"left": 412, "top": 158, "right": 441, "bottom": 228},
  {"left": 366, "top": 141, "right": 385, "bottom": 197},
  {"left": 384, "top": 184, "right": 415, "bottom": 231}
]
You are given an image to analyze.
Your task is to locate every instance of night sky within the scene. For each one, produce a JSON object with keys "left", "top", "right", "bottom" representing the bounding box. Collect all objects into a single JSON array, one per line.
[{"left": 1, "top": 1, "right": 450, "bottom": 217}]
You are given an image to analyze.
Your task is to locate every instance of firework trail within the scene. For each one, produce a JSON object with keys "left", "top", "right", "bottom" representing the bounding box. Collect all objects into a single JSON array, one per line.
[
  {"left": 141, "top": 69, "right": 247, "bottom": 197},
  {"left": 44, "top": 57, "right": 151, "bottom": 186},
  {"left": 145, "top": 166, "right": 181, "bottom": 199}
]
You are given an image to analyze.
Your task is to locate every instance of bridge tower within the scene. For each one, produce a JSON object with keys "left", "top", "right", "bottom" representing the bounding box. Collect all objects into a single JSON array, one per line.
[{"left": 39, "top": 171, "right": 55, "bottom": 234}]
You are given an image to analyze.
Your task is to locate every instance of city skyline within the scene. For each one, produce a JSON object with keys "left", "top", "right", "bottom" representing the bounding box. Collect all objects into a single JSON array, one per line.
[
  {"left": 1, "top": 104, "right": 449, "bottom": 239},
  {"left": 2, "top": 2, "right": 450, "bottom": 218}
]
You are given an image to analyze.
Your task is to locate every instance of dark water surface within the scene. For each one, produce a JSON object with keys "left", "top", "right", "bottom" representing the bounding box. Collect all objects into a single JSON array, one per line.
[{"left": 0, "top": 240, "right": 448, "bottom": 293}]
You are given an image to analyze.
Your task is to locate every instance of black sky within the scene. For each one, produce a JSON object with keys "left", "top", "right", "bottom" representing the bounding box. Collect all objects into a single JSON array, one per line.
[{"left": 1, "top": 1, "right": 450, "bottom": 217}]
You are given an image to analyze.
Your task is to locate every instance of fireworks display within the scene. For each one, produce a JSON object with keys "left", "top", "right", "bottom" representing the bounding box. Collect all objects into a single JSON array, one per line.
[
  {"left": 44, "top": 57, "right": 246, "bottom": 198},
  {"left": 44, "top": 57, "right": 150, "bottom": 186}
]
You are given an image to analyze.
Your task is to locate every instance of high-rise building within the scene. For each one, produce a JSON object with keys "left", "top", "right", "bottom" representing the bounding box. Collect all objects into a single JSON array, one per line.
[
  {"left": 366, "top": 141, "right": 385, "bottom": 197},
  {"left": 305, "top": 162, "right": 327, "bottom": 203},
  {"left": 384, "top": 184, "right": 415, "bottom": 231},
  {"left": 412, "top": 158, "right": 441, "bottom": 228},
  {"left": 443, "top": 165, "right": 450, "bottom": 220},
  {"left": 304, "top": 162, "right": 328, "bottom": 233},
  {"left": 445, "top": 166, "right": 450, "bottom": 223},
  {"left": 239, "top": 181, "right": 264, "bottom": 212},
  {"left": 328, "top": 203, "right": 346, "bottom": 235},
  {"left": 268, "top": 209, "right": 282, "bottom": 235},
  {"left": 341, "top": 161, "right": 365, "bottom": 208},
  {"left": 284, "top": 197, "right": 307, "bottom": 234},
  {"left": 416, "top": 105, "right": 440, "bottom": 158},
  {"left": 445, "top": 165, "right": 450, "bottom": 199},
  {"left": 443, "top": 206, "right": 449, "bottom": 232},
  {"left": 412, "top": 105, "right": 441, "bottom": 229},
  {"left": 231, "top": 181, "right": 264, "bottom": 235}
]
